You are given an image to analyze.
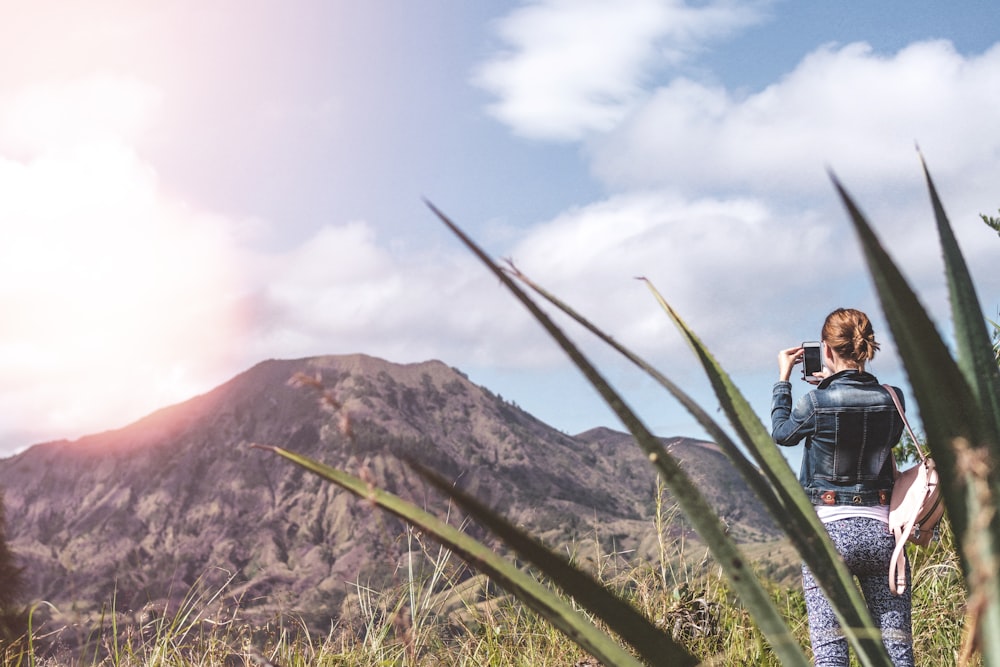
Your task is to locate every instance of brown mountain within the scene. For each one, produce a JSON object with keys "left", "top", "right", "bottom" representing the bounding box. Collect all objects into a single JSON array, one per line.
[{"left": 0, "top": 354, "right": 779, "bottom": 634}]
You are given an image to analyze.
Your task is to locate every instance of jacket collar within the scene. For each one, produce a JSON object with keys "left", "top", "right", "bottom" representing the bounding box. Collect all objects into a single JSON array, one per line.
[{"left": 817, "top": 368, "right": 877, "bottom": 389}]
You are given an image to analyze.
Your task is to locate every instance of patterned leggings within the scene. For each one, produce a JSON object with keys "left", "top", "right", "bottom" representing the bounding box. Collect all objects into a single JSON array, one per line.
[{"left": 802, "top": 517, "right": 913, "bottom": 666}]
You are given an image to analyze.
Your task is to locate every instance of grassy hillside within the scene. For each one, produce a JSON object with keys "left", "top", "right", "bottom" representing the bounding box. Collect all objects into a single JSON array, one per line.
[{"left": 3, "top": 518, "right": 970, "bottom": 665}]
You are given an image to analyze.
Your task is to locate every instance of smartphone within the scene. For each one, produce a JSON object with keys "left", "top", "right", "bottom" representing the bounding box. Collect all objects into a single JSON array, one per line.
[{"left": 802, "top": 341, "right": 822, "bottom": 382}]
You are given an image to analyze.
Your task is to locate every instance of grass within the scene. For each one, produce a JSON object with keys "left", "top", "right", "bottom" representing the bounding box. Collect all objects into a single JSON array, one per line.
[{"left": 3, "top": 517, "right": 974, "bottom": 666}]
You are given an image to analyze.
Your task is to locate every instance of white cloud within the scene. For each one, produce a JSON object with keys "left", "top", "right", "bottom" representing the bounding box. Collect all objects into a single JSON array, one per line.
[
  {"left": 506, "top": 190, "right": 854, "bottom": 365},
  {"left": 239, "top": 218, "right": 551, "bottom": 370},
  {"left": 235, "top": 192, "right": 838, "bottom": 395},
  {"left": 244, "top": 174, "right": 998, "bottom": 404},
  {"left": 475, "top": 8, "right": 1000, "bottom": 348},
  {"left": 475, "top": 0, "right": 765, "bottom": 141},
  {"left": 592, "top": 40, "right": 1000, "bottom": 196},
  {"left": 478, "top": 24, "right": 1000, "bottom": 375}
]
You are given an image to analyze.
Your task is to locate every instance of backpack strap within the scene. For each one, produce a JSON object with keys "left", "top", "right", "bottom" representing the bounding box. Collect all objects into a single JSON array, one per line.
[
  {"left": 883, "top": 384, "right": 927, "bottom": 462},
  {"left": 884, "top": 383, "right": 917, "bottom": 595},
  {"left": 889, "top": 497, "right": 916, "bottom": 595}
]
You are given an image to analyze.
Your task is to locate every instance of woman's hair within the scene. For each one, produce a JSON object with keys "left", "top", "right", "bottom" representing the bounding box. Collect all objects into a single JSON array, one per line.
[{"left": 822, "top": 308, "right": 880, "bottom": 365}]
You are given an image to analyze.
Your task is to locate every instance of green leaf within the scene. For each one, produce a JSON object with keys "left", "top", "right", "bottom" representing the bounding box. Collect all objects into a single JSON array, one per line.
[
  {"left": 507, "top": 268, "right": 781, "bottom": 512},
  {"left": 919, "top": 153, "right": 1000, "bottom": 444},
  {"left": 405, "top": 458, "right": 699, "bottom": 666},
  {"left": 511, "top": 266, "right": 891, "bottom": 666},
  {"left": 428, "top": 201, "right": 811, "bottom": 667},
  {"left": 832, "top": 170, "right": 1000, "bottom": 661},
  {"left": 918, "top": 156, "right": 1000, "bottom": 665},
  {"left": 641, "top": 281, "right": 894, "bottom": 667},
  {"left": 257, "top": 445, "right": 649, "bottom": 667},
  {"left": 831, "top": 172, "right": 979, "bottom": 542}
]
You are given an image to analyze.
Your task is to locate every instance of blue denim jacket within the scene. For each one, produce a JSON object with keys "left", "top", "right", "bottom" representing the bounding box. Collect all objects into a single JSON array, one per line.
[{"left": 771, "top": 369, "right": 903, "bottom": 506}]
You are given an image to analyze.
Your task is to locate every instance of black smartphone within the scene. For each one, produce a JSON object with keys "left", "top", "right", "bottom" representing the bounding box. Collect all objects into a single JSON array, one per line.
[{"left": 802, "top": 341, "right": 822, "bottom": 382}]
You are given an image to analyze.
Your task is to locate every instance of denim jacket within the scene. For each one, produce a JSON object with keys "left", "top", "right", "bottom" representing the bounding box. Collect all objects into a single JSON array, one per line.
[{"left": 771, "top": 369, "right": 903, "bottom": 506}]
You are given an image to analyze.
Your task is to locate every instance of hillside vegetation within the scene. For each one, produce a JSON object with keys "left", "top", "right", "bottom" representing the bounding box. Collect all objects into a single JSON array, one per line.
[{"left": 2, "top": 517, "right": 968, "bottom": 665}]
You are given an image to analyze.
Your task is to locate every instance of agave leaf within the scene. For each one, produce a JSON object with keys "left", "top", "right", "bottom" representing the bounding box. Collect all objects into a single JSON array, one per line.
[
  {"left": 919, "top": 153, "right": 1000, "bottom": 443},
  {"left": 427, "top": 201, "right": 811, "bottom": 667},
  {"left": 831, "top": 173, "right": 982, "bottom": 541},
  {"left": 404, "top": 458, "right": 699, "bottom": 666},
  {"left": 510, "top": 266, "right": 891, "bottom": 666},
  {"left": 256, "top": 445, "right": 648, "bottom": 667},
  {"left": 506, "top": 267, "right": 782, "bottom": 510},
  {"left": 641, "top": 281, "right": 893, "bottom": 667},
  {"left": 915, "top": 160, "right": 1000, "bottom": 664},
  {"left": 832, "top": 172, "right": 1000, "bottom": 659}
]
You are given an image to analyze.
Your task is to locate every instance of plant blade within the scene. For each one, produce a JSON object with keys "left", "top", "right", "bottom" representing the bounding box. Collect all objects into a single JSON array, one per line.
[
  {"left": 511, "top": 265, "right": 891, "bottom": 666},
  {"left": 919, "top": 153, "right": 1000, "bottom": 443},
  {"left": 258, "top": 445, "right": 649, "bottom": 667},
  {"left": 832, "top": 171, "right": 1000, "bottom": 661},
  {"left": 428, "top": 201, "right": 811, "bottom": 667},
  {"left": 641, "top": 281, "right": 892, "bottom": 667},
  {"left": 831, "top": 173, "right": 981, "bottom": 542},
  {"left": 405, "top": 458, "right": 700, "bottom": 666}
]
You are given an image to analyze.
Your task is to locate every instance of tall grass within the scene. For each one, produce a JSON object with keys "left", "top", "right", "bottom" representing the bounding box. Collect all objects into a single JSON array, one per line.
[{"left": 3, "top": 520, "right": 974, "bottom": 665}]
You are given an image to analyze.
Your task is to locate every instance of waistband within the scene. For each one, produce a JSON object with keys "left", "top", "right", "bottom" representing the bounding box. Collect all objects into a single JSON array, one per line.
[{"left": 808, "top": 488, "right": 890, "bottom": 506}]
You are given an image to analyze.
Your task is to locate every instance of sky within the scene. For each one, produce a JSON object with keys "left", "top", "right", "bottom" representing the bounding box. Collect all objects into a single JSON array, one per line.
[{"left": 1, "top": 0, "right": 999, "bottom": 460}]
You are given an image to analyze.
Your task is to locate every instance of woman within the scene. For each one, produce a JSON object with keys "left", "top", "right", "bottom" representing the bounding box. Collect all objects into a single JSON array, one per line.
[{"left": 771, "top": 308, "right": 913, "bottom": 666}]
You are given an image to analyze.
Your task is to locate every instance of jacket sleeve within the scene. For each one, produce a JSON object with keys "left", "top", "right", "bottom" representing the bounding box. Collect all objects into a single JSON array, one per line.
[{"left": 771, "top": 381, "right": 815, "bottom": 447}]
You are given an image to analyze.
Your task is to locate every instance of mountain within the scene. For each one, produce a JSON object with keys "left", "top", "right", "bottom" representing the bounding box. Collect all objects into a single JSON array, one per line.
[{"left": 0, "top": 354, "right": 780, "bottom": 636}]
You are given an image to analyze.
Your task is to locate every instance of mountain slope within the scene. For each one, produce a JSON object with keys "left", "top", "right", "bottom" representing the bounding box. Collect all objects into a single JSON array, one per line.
[{"left": 0, "top": 354, "right": 779, "bottom": 632}]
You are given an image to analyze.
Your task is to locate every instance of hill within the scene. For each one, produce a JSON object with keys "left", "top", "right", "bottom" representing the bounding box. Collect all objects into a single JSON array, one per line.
[{"left": 0, "top": 354, "right": 780, "bottom": 635}]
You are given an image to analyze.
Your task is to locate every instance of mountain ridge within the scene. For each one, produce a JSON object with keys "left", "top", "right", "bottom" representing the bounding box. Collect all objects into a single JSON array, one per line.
[{"left": 0, "top": 354, "right": 780, "bottom": 636}]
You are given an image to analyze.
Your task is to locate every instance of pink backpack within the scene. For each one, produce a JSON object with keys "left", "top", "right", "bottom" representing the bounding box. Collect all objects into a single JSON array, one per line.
[{"left": 884, "top": 385, "right": 945, "bottom": 595}]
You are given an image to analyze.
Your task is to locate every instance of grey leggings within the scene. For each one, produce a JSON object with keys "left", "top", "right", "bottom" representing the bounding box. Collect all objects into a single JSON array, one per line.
[{"left": 802, "top": 517, "right": 914, "bottom": 666}]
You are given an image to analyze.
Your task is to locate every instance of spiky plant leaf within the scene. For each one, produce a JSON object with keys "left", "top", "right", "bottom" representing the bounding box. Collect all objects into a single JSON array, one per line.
[
  {"left": 919, "top": 154, "right": 1000, "bottom": 442},
  {"left": 510, "top": 266, "right": 890, "bottom": 666},
  {"left": 641, "top": 281, "right": 892, "bottom": 667},
  {"left": 917, "top": 161, "right": 1000, "bottom": 661},
  {"left": 427, "top": 201, "right": 811, "bottom": 667},
  {"left": 405, "top": 458, "right": 699, "bottom": 666},
  {"left": 832, "top": 171, "right": 1000, "bottom": 663},
  {"left": 831, "top": 173, "right": 981, "bottom": 545},
  {"left": 256, "top": 445, "right": 650, "bottom": 667}
]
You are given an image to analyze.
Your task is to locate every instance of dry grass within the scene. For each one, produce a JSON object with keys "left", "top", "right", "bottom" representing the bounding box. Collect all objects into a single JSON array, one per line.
[{"left": 2, "top": 519, "right": 972, "bottom": 666}]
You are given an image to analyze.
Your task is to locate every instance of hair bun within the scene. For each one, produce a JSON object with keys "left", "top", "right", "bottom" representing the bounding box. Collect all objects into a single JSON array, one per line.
[{"left": 823, "top": 308, "right": 880, "bottom": 365}]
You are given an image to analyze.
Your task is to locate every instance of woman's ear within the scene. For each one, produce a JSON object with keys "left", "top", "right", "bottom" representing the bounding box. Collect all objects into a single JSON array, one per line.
[{"left": 823, "top": 342, "right": 836, "bottom": 366}]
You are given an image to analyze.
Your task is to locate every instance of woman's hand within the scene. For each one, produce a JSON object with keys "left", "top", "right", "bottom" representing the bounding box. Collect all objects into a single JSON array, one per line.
[{"left": 778, "top": 346, "right": 802, "bottom": 382}]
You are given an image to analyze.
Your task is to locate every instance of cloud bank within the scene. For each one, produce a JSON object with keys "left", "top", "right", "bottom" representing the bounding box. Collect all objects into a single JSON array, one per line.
[
  {"left": 474, "top": 0, "right": 765, "bottom": 141},
  {"left": 473, "top": 4, "right": 1000, "bottom": 368},
  {"left": 593, "top": 40, "right": 1000, "bottom": 196}
]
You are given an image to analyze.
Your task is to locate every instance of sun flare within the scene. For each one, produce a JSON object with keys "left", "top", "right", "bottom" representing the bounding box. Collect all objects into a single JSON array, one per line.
[{"left": 0, "top": 77, "right": 245, "bottom": 445}]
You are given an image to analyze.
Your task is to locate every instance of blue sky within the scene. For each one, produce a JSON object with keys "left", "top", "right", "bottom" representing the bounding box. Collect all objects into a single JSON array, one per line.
[{"left": 1, "top": 1, "right": 998, "bottom": 458}]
